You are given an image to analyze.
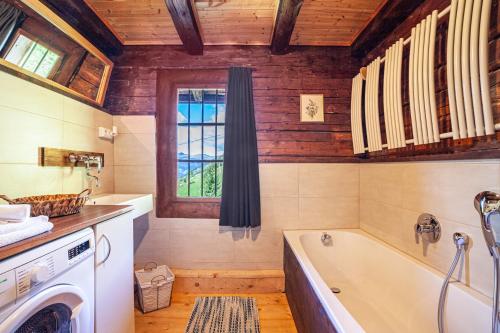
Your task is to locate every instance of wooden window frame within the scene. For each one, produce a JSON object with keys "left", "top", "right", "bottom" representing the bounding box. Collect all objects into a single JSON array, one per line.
[{"left": 156, "top": 69, "right": 228, "bottom": 219}]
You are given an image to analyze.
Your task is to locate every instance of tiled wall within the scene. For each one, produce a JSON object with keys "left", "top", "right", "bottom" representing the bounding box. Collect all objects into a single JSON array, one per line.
[
  {"left": 359, "top": 161, "right": 500, "bottom": 297},
  {"left": 3, "top": 73, "right": 496, "bottom": 299},
  {"left": 113, "top": 116, "right": 360, "bottom": 269},
  {"left": 0, "top": 71, "right": 114, "bottom": 198}
]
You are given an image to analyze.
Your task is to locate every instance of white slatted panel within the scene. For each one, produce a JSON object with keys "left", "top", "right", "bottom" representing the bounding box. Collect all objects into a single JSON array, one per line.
[
  {"left": 417, "top": 20, "right": 429, "bottom": 144},
  {"left": 409, "top": 14, "right": 440, "bottom": 145},
  {"left": 365, "top": 58, "right": 383, "bottom": 152},
  {"left": 383, "top": 39, "right": 406, "bottom": 149},
  {"left": 480, "top": 0, "right": 495, "bottom": 135},
  {"left": 383, "top": 47, "right": 394, "bottom": 148},
  {"left": 350, "top": 74, "right": 365, "bottom": 154},
  {"left": 350, "top": 0, "right": 498, "bottom": 156},
  {"left": 462, "top": 0, "right": 476, "bottom": 137},
  {"left": 428, "top": 10, "right": 440, "bottom": 142},
  {"left": 408, "top": 28, "right": 419, "bottom": 144},
  {"left": 471, "top": 0, "right": 485, "bottom": 136},
  {"left": 447, "top": 0, "right": 495, "bottom": 138},
  {"left": 394, "top": 38, "right": 406, "bottom": 147},
  {"left": 447, "top": 0, "right": 461, "bottom": 139}
]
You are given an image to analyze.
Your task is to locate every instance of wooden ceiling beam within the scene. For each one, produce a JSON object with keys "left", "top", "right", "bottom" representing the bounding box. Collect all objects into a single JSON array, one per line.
[
  {"left": 351, "top": 0, "right": 426, "bottom": 58},
  {"left": 38, "top": 0, "right": 123, "bottom": 57},
  {"left": 165, "top": 0, "right": 204, "bottom": 55},
  {"left": 270, "top": 0, "right": 304, "bottom": 55}
]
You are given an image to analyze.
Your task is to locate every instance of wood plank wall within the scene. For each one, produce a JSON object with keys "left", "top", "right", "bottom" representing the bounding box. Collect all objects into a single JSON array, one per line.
[
  {"left": 105, "top": 46, "right": 360, "bottom": 162},
  {"left": 104, "top": 0, "right": 500, "bottom": 162},
  {"left": 359, "top": 0, "right": 500, "bottom": 161}
]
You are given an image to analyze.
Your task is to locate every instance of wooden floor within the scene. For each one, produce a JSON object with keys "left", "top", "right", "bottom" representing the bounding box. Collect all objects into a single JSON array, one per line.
[{"left": 135, "top": 293, "right": 298, "bottom": 333}]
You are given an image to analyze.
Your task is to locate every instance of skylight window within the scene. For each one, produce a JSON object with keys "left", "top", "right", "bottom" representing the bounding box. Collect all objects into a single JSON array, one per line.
[{"left": 5, "top": 32, "right": 62, "bottom": 79}]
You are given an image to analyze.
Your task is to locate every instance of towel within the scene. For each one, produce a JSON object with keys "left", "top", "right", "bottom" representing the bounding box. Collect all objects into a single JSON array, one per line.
[
  {"left": 0, "top": 204, "right": 31, "bottom": 222},
  {"left": 0, "top": 220, "right": 53, "bottom": 247},
  {"left": 0, "top": 215, "right": 49, "bottom": 235}
]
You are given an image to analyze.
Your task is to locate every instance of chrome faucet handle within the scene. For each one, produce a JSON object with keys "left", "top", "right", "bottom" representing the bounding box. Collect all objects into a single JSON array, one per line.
[{"left": 415, "top": 213, "right": 441, "bottom": 242}]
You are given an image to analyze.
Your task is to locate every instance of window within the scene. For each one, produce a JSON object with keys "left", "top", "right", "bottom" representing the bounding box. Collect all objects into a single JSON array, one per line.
[
  {"left": 4, "top": 31, "right": 62, "bottom": 79},
  {"left": 177, "top": 89, "right": 225, "bottom": 198},
  {"left": 156, "top": 69, "right": 227, "bottom": 218}
]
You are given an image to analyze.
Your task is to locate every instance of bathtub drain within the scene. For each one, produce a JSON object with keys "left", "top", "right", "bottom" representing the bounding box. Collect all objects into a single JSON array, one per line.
[{"left": 330, "top": 287, "right": 341, "bottom": 294}]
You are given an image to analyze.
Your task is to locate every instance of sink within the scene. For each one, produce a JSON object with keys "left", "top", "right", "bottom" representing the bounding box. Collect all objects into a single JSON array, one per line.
[{"left": 87, "top": 194, "right": 153, "bottom": 219}]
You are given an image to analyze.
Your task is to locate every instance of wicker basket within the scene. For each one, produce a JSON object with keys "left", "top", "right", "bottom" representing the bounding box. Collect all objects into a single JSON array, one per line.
[
  {"left": 135, "top": 262, "right": 175, "bottom": 313},
  {"left": 0, "top": 189, "right": 91, "bottom": 218}
]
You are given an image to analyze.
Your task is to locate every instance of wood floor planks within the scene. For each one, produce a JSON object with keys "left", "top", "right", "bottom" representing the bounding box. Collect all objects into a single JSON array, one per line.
[{"left": 135, "top": 293, "right": 298, "bottom": 333}]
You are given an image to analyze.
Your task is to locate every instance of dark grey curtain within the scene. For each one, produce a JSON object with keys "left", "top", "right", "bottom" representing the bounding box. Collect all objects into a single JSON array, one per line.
[
  {"left": 0, "top": 2, "right": 24, "bottom": 53},
  {"left": 219, "top": 67, "right": 261, "bottom": 228}
]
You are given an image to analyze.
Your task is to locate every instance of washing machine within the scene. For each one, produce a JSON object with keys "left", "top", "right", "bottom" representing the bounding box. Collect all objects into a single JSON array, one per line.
[{"left": 0, "top": 227, "right": 95, "bottom": 333}]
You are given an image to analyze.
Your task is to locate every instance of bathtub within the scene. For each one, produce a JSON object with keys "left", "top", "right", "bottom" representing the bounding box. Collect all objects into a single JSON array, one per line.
[{"left": 283, "top": 229, "right": 492, "bottom": 333}]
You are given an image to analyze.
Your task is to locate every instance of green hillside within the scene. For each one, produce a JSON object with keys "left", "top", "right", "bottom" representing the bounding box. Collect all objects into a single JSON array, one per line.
[{"left": 177, "top": 163, "right": 223, "bottom": 197}]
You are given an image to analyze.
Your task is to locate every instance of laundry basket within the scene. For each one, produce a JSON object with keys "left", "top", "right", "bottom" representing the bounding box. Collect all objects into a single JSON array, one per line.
[{"left": 135, "top": 262, "right": 175, "bottom": 313}]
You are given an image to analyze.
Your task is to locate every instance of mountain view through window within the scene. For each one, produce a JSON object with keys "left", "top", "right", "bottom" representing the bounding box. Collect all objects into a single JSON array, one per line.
[{"left": 177, "top": 89, "right": 225, "bottom": 198}]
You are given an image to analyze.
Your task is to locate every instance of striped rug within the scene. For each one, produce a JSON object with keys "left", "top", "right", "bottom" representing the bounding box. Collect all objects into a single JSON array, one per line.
[{"left": 185, "top": 296, "right": 260, "bottom": 333}]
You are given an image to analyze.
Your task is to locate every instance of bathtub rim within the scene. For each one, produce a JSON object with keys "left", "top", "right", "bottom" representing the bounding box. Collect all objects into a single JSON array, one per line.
[{"left": 283, "top": 228, "right": 492, "bottom": 333}]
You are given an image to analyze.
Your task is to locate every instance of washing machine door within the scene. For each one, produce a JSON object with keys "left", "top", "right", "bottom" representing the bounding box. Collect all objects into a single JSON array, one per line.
[{"left": 0, "top": 284, "right": 91, "bottom": 333}]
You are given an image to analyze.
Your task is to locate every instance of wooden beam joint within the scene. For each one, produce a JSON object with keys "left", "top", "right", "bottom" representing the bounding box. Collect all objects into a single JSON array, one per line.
[
  {"left": 165, "top": 0, "right": 204, "bottom": 55},
  {"left": 270, "top": 0, "right": 304, "bottom": 55}
]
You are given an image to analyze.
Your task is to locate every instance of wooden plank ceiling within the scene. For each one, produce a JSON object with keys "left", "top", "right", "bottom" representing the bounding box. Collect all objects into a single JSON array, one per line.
[
  {"left": 85, "top": 0, "right": 386, "bottom": 47},
  {"left": 84, "top": 0, "right": 181, "bottom": 45},
  {"left": 291, "top": 0, "right": 387, "bottom": 46}
]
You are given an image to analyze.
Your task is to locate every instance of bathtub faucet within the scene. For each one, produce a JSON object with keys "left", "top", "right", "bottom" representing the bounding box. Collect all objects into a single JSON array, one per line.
[{"left": 415, "top": 213, "right": 441, "bottom": 242}]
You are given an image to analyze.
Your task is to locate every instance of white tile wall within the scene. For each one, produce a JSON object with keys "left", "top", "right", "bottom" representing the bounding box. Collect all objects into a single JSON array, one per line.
[
  {"left": 360, "top": 161, "right": 500, "bottom": 297},
  {"left": 120, "top": 115, "right": 499, "bottom": 298},
  {"left": 115, "top": 115, "right": 360, "bottom": 270},
  {"left": 0, "top": 71, "right": 114, "bottom": 198}
]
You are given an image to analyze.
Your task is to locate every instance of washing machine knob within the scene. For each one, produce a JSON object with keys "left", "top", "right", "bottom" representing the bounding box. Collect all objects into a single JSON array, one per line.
[{"left": 30, "top": 263, "right": 50, "bottom": 284}]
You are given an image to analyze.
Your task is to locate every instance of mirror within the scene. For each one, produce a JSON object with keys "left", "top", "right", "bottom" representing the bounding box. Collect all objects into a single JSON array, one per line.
[{"left": 0, "top": 0, "right": 113, "bottom": 106}]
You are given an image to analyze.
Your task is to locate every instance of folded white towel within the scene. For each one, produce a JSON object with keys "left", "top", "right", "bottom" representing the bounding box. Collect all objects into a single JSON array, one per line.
[
  {"left": 0, "top": 204, "right": 31, "bottom": 222},
  {"left": 0, "top": 220, "right": 53, "bottom": 247},
  {"left": 0, "top": 216, "right": 49, "bottom": 235}
]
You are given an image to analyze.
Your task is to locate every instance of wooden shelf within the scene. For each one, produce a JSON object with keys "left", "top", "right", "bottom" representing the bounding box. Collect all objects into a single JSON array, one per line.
[{"left": 39, "top": 147, "right": 105, "bottom": 167}]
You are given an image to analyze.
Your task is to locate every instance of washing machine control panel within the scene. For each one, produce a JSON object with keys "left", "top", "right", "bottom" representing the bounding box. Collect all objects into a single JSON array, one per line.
[
  {"left": 16, "top": 257, "right": 55, "bottom": 297},
  {"left": 14, "top": 233, "right": 94, "bottom": 299}
]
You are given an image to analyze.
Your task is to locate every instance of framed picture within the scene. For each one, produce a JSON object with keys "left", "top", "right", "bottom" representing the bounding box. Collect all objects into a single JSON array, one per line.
[{"left": 300, "top": 94, "right": 324, "bottom": 122}]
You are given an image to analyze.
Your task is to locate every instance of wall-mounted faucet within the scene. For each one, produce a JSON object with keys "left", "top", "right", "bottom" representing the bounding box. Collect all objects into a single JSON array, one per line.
[
  {"left": 415, "top": 213, "right": 441, "bottom": 242},
  {"left": 68, "top": 153, "right": 102, "bottom": 189}
]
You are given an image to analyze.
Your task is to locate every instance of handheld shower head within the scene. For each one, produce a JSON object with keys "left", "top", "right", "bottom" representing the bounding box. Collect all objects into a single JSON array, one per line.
[{"left": 475, "top": 191, "right": 500, "bottom": 258}]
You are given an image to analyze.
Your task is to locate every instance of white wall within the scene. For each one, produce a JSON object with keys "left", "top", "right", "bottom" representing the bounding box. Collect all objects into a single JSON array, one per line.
[
  {"left": 113, "top": 116, "right": 360, "bottom": 270},
  {"left": 359, "top": 161, "right": 500, "bottom": 297},
  {"left": 0, "top": 71, "right": 114, "bottom": 198}
]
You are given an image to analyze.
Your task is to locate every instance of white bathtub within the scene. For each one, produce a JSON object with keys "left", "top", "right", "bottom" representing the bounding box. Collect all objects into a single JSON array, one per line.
[{"left": 284, "top": 229, "right": 492, "bottom": 333}]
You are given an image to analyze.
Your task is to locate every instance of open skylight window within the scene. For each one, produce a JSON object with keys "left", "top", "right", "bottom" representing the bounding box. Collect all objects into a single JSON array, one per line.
[{"left": 5, "top": 32, "right": 62, "bottom": 79}]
